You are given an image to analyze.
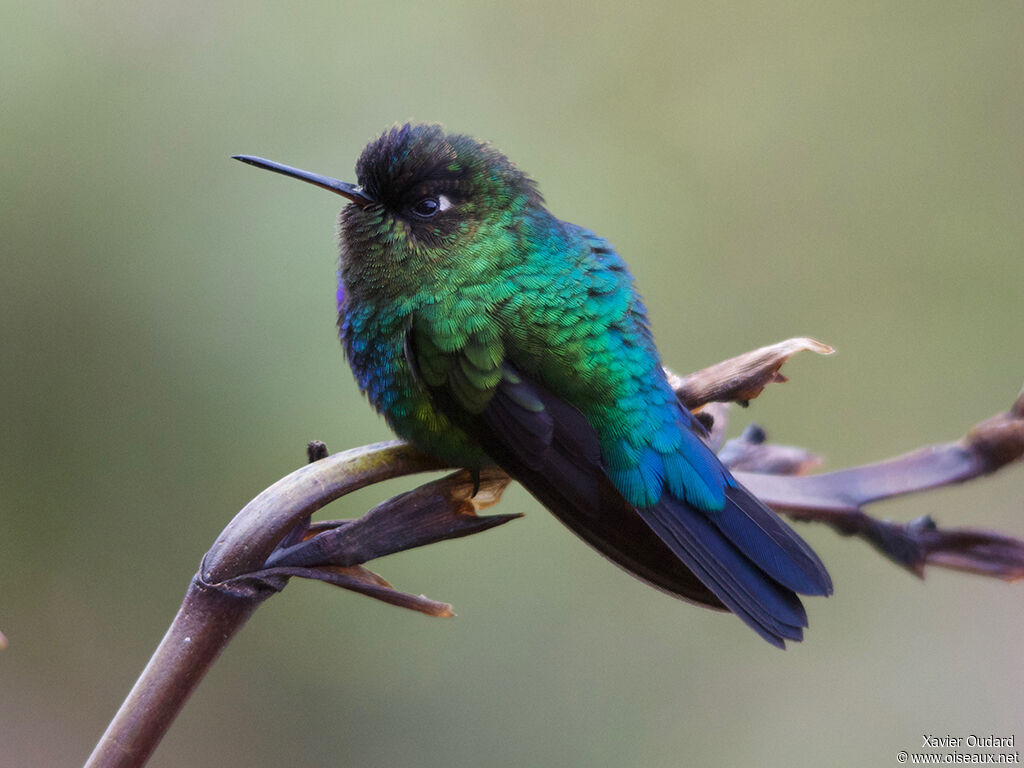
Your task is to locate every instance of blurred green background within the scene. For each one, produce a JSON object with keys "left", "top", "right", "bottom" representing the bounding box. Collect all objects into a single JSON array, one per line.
[{"left": 3, "top": 1, "right": 1022, "bottom": 766}]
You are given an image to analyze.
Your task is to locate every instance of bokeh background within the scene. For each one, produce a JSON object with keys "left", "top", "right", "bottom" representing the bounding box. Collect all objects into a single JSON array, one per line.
[{"left": 3, "top": 2, "right": 1022, "bottom": 766}]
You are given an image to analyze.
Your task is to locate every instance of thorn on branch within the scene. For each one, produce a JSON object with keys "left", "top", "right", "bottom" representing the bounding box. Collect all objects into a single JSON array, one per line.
[
  {"left": 307, "top": 440, "right": 330, "bottom": 463},
  {"left": 278, "top": 440, "right": 332, "bottom": 550},
  {"left": 719, "top": 424, "right": 823, "bottom": 476},
  {"left": 697, "top": 401, "right": 730, "bottom": 452},
  {"left": 694, "top": 411, "right": 715, "bottom": 433}
]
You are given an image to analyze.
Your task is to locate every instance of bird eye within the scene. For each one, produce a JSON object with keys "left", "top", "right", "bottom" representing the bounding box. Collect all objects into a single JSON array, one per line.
[
  {"left": 409, "top": 194, "right": 453, "bottom": 219},
  {"left": 411, "top": 197, "right": 439, "bottom": 218}
]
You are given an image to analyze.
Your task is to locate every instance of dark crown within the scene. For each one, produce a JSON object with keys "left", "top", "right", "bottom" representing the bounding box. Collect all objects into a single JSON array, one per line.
[{"left": 355, "top": 123, "right": 541, "bottom": 207}]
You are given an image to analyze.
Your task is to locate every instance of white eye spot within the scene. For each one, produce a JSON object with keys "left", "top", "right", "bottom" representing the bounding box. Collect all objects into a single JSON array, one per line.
[{"left": 437, "top": 194, "right": 454, "bottom": 212}]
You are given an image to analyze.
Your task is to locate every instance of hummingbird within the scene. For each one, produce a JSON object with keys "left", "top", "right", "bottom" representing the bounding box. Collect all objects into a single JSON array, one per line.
[{"left": 234, "top": 123, "right": 831, "bottom": 647}]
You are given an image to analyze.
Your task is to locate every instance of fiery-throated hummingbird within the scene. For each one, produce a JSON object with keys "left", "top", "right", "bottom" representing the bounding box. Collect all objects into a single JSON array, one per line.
[{"left": 234, "top": 123, "right": 831, "bottom": 647}]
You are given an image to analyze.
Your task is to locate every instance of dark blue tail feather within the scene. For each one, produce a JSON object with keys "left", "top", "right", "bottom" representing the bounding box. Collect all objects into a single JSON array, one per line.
[
  {"left": 637, "top": 495, "right": 813, "bottom": 647},
  {"left": 715, "top": 485, "right": 833, "bottom": 596}
]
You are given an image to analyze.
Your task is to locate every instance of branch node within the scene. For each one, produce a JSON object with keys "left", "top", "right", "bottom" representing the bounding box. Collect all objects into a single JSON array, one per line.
[
  {"left": 963, "top": 406, "right": 1024, "bottom": 473},
  {"left": 194, "top": 564, "right": 287, "bottom": 599}
]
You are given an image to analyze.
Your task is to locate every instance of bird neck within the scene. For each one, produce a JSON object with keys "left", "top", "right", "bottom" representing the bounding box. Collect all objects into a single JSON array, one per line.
[{"left": 337, "top": 194, "right": 557, "bottom": 310}]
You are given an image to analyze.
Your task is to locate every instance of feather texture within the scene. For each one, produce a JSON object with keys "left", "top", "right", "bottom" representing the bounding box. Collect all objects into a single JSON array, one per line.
[{"left": 331, "top": 124, "right": 831, "bottom": 646}]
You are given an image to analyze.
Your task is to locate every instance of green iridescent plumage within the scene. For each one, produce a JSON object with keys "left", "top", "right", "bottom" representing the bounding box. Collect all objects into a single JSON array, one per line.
[
  {"left": 238, "top": 123, "right": 832, "bottom": 647},
  {"left": 340, "top": 126, "right": 722, "bottom": 509}
]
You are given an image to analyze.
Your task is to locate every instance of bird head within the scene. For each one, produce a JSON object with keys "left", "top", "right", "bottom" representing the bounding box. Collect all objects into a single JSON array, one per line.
[{"left": 235, "top": 123, "right": 543, "bottom": 285}]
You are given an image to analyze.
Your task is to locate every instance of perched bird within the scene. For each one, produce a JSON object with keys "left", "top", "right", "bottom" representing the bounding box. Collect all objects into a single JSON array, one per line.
[{"left": 234, "top": 124, "right": 831, "bottom": 647}]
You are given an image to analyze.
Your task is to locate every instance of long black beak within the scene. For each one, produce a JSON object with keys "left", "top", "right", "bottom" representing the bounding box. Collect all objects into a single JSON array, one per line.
[{"left": 232, "top": 155, "right": 374, "bottom": 208}]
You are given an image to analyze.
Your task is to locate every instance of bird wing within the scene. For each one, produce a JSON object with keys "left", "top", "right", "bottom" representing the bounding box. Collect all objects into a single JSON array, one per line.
[
  {"left": 406, "top": 230, "right": 830, "bottom": 647},
  {"left": 406, "top": 315, "right": 726, "bottom": 610}
]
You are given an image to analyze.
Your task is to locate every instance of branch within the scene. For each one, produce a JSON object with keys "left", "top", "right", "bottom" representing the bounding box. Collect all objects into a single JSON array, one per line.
[
  {"left": 85, "top": 338, "right": 1024, "bottom": 768},
  {"left": 731, "top": 388, "right": 1024, "bottom": 579},
  {"left": 85, "top": 444, "right": 515, "bottom": 768},
  {"left": 666, "top": 341, "right": 1024, "bottom": 578}
]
